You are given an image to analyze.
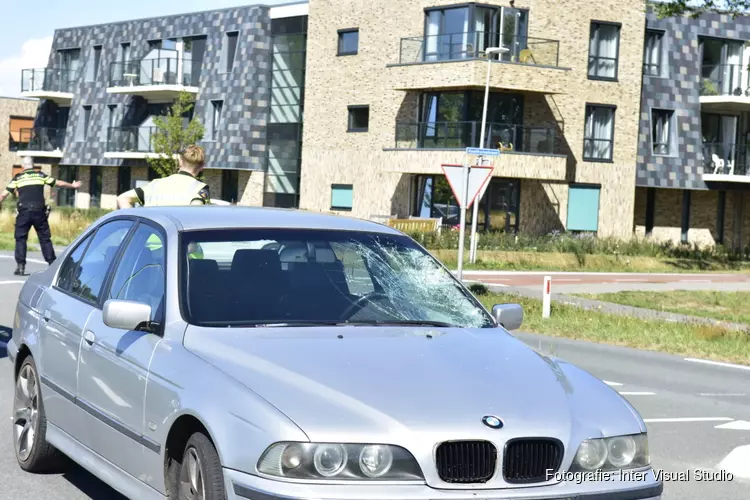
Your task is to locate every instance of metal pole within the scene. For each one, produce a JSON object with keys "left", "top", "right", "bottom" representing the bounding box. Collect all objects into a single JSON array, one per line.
[
  {"left": 456, "top": 163, "right": 470, "bottom": 281},
  {"left": 469, "top": 56, "right": 493, "bottom": 263}
]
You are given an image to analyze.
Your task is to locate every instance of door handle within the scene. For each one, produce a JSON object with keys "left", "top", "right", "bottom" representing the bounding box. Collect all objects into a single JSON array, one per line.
[
  {"left": 42, "top": 310, "right": 51, "bottom": 322},
  {"left": 83, "top": 330, "right": 96, "bottom": 347}
]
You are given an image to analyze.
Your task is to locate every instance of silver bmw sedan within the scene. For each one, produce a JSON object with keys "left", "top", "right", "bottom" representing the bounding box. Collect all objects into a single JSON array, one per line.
[{"left": 8, "top": 206, "right": 663, "bottom": 500}]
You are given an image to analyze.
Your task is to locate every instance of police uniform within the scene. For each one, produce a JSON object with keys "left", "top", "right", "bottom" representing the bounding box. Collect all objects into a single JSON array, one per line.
[
  {"left": 134, "top": 171, "right": 210, "bottom": 207},
  {"left": 5, "top": 168, "right": 58, "bottom": 268}
]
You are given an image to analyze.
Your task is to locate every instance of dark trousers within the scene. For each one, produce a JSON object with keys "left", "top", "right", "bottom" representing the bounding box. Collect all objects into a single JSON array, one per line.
[{"left": 15, "top": 208, "right": 56, "bottom": 265}]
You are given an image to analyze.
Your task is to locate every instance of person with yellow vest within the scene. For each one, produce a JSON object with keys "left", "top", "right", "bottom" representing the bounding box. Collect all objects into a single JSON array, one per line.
[
  {"left": 116, "top": 145, "right": 209, "bottom": 258},
  {"left": 0, "top": 157, "right": 82, "bottom": 275}
]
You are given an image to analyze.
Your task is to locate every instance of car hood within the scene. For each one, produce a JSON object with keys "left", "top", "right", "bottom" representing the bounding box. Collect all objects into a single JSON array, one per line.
[{"left": 184, "top": 326, "right": 645, "bottom": 444}]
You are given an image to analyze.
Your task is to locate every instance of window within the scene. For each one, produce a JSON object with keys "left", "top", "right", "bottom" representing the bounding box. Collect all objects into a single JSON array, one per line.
[
  {"left": 338, "top": 29, "right": 359, "bottom": 56},
  {"left": 108, "top": 104, "right": 117, "bottom": 129},
  {"left": 221, "top": 169, "right": 239, "bottom": 203},
  {"left": 347, "top": 106, "right": 369, "bottom": 132},
  {"left": 93, "top": 45, "right": 102, "bottom": 79},
  {"left": 89, "top": 166, "right": 102, "bottom": 208},
  {"left": 57, "top": 232, "right": 93, "bottom": 292},
  {"left": 583, "top": 104, "right": 615, "bottom": 161},
  {"left": 567, "top": 184, "right": 601, "bottom": 232},
  {"left": 645, "top": 188, "right": 655, "bottom": 237},
  {"left": 651, "top": 109, "right": 674, "bottom": 156},
  {"left": 681, "top": 190, "right": 691, "bottom": 243},
  {"left": 331, "top": 184, "right": 353, "bottom": 210},
  {"left": 56, "top": 166, "right": 78, "bottom": 207},
  {"left": 643, "top": 30, "right": 663, "bottom": 77},
  {"left": 717, "top": 191, "right": 726, "bottom": 244},
  {"left": 59, "top": 220, "right": 133, "bottom": 303},
  {"left": 108, "top": 224, "right": 166, "bottom": 323},
  {"left": 224, "top": 31, "right": 239, "bottom": 71},
  {"left": 210, "top": 100, "right": 223, "bottom": 140},
  {"left": 700, "top": 37, "right": 743, "bottom": 96},
  {"left": 118, "top": 167, "right": 131, "bottom": 194},
  {"left": 82, "top": 105, "right": 92, "bottom": 140},
  {"left": 588, "top": 22, "right": 620, "bottom": 80},
  {"left": 120, "top": 43, "right": 131, "bottom": 63}
]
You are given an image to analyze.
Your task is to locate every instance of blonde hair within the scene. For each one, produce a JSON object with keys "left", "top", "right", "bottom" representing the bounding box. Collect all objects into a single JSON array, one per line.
[{"left": 180, "top": 145, "right": 206, "bottom": 171}]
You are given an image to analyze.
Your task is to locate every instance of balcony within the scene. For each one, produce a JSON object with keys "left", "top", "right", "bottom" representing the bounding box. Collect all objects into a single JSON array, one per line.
[
  {"left": 702, "top": 142, "right": 750, "bottom": 183},
  {"left": 105, "top": 126, "right": 177, "bottom": 160},
  {"left": 15, "top": 128, "right": 65, "bottom": 158},
  {"left": 699, "top": 64, "right": 750, "bottom": 110},
  {"left": 20, "top": 68, "right": 76, "bottom": 105},
  {"left": 387, "top": 121, "right": 567, "bottom": 181},
  {"left": 106, "top": 57, "right": 199, "bottom": 99},
  {"left": 389, "top": 32, "right": 566, "bottom": 94}
]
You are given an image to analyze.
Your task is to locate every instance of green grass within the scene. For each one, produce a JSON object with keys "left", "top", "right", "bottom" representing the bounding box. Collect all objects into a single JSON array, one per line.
[
  {"left": 473, "top": 291, "right": 750, "bottom": 366},
  {"left": 575, "top": 290, "right": 750, "bottom": 326}
]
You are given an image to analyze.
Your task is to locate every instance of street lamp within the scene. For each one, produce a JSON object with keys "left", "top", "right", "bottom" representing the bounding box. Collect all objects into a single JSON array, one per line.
[{"left": 470, "top": 46, "right": 508, "bottom": 263}]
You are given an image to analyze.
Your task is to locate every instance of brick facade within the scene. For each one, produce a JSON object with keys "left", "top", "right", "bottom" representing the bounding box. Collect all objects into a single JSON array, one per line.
[{"left": 0, "top": 97, "right": 40, "bottom": 192}]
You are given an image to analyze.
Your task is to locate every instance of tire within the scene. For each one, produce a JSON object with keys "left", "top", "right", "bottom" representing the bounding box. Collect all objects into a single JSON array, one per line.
[
  {"left": 13, "top": 356, "right": 67, "bottom": 473},
  {"left": 169, "top": 431, "right": 226, "bottom": 500}
]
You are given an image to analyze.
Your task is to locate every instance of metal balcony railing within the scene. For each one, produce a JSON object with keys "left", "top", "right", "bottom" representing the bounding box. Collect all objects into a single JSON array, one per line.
[
  {"left": 108, "top": 57, "right": 198, "bottom": 87},
  {"left": 21, "top": 68, "right": 76, "bottom": 94},
  {"left": 703, "top": 142, "right": 750, "bottom": 176},
  {"left": 700, "top": 64, "right": 746, "bottom": 96},
  {"left": 18, "top": 128, "right": 66, "bottom": 151},
  {"left": 399, "top": 32, "right": 560, "bottom": 67},
  {"left": 394, "top": 121, "right": 558, "bottom": 153},
  {"left": 107, "top": 126, "right": 158, "bottom": 153}
]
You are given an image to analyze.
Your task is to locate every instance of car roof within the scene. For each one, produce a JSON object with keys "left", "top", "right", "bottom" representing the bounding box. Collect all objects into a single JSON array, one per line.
[{"left": 111, "top": 206, "right": 403, "bottom": 234}]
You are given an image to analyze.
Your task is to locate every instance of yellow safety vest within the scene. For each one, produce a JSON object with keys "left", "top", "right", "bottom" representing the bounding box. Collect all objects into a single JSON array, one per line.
[{"left": 137, "top": 172, "right": 210, "bottom": 207}]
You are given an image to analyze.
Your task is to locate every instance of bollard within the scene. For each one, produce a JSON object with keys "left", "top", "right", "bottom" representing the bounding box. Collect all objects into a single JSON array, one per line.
[{"left": 542, "top": 276, "right": 552, "bottom": 319}]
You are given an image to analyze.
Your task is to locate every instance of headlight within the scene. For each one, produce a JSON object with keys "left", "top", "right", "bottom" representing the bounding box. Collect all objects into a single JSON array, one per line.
[
  {"left": 570, "top": 433, "right": 649, "bottom": 472},
  {"left": 258, "top": 442, "right": 423, "bottom": 480}
]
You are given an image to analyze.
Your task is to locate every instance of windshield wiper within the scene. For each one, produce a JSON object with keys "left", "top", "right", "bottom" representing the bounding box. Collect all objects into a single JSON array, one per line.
[
  {"left": 198, "top": 319, "right": 457, "bottom": 328},
  {"left": 364, "top": 320, "right": 456, "bottom": 328}
]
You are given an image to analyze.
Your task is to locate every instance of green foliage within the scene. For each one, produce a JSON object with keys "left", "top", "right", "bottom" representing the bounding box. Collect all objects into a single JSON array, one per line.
[
  {"left": 468, "top": 283, "right": 490, "bottom": 296},
  {"left": 146, "top": 91, "right": 205, "bottom": 178},
  {"left": 654, "top": 0, "right": 750, "bottom": 19}
]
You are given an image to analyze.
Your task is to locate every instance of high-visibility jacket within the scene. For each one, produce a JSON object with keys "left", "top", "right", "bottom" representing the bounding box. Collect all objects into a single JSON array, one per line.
[{"left": 135, "top": 171, "right": 210, "bottom": 207}]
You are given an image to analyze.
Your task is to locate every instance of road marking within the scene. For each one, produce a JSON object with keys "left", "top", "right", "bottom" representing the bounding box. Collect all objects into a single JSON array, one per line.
[
  {"left": 685, "top": 358, "right": 750, "bottom": 371},
  {"left": 0, "top": 281, "right": 24, "bottom": 285},
  {"left": 619, "top": 391, "right": 656, "bottom": 396},
  {"left": 603, "top": 381, "right": 623, "bottom": 387},
  {"left": 643, "top": 417, "right": 733, "bottom": 423},
  {"left": 719, "top": 445, "right": 750, "bottom": 479},
  {"left": 0, "top": 255, "right": 45, "bottom": 265},
  {"left": 715, "top": 420, "right": 750, "bottom": 430}
]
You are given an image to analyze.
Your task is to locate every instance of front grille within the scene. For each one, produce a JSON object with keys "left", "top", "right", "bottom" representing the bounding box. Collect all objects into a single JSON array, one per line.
[
  {"left": 503, "top": 438, "right": 564, "bottom": 484},
  {"left": 435, "top": 441, "right": 497, "bottom": 483}
]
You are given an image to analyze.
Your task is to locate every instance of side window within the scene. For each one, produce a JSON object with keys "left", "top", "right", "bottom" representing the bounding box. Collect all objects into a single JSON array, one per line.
[
  {"left": 108, "top": 224, "right": 165, "bottom": 323},
  {"left": 72, "top": 220, "right": 134, "bottom": 303},
  {"left": 330, "top": 242, "right": 375, "bottom": 296},
  {"left": 57, "top": 233, "right": 94, "bottom": 292}
]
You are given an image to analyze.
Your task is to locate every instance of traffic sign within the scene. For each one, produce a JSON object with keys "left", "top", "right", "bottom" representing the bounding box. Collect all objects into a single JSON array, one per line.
[
  {"left": 441, "top": 163, "right": 494, "bottom": 209},
  {"left": 465, "top": 147, "right": 500, "bottom": 157}
]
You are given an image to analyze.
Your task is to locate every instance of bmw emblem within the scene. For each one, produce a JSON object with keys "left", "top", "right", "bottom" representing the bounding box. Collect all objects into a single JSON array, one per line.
[{"left": 482, "top": 415, "right": 503, "bottom": 429}]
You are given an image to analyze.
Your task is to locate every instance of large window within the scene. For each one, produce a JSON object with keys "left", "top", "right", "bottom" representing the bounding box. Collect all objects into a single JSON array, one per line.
[
  {"left": 222, "top": 169, "right": 239, "bottom": 203},
  {"left": 643, "top": 30, "right": 664, "bottom": 77},
  {"left": 180, "top": 228, "right": 495, "bottom": 328},
  {"left": 89, "top": 166, "right": 102, "bottom": 208},
  {"left": 588, "top": 22, "right": 620, "bottom": 80},
  {"left": 56, "top": 165, "right": 78, "bottom": 207},
  {"left": 583, "top": 104, "right": 615, "bottom": 162},
  {"left": 567, "top": 184, "right": 601, "bottom": 232},
  {"left": 700, "top": 36, "right": 743, "bottom": 96},
  {"left": 651, "top": 108, "right": 674, "bottom": 156}
]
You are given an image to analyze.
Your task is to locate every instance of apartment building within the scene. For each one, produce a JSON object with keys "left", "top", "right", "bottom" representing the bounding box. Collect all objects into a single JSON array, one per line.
[
  {"left": 17, "top": 0, "right": 648, "bottom": 239},
  {"left": 635, "top": 6, "right": 750, "bottom": 250},
  {"left": 1, "top": 97, "right": 41, "bottom": 193}
]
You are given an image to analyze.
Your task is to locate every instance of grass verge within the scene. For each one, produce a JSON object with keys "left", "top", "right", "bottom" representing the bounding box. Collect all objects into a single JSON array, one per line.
[
  {"left": 575, "top": 290, "right": 750, "bottom": 326},
  {"left": 473, "top": 291, "right": 750, "bottom": 366}
]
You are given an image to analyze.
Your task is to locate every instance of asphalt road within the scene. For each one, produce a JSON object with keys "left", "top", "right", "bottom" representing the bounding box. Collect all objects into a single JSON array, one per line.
[{"left": 0, "top": 252, "right": 749, "bottom": 499}]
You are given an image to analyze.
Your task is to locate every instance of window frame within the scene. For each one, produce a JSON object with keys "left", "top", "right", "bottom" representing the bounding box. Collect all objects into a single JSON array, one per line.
[
  {"left": 347, "top": 105, "right": 370, "bottom": 133},
  {"left": 650, "top": 107, "right": 675, "bottom": 157},
  {"left": 330, "top": 183, "right": 354, "bottom": 211},
  {"left": 582, "top": 103, "right": 616, "bottom": 163},
  {"left": 224, "top": 31, "right": 240, "bottom": 72},
  {"left": 337, "top": 28, "right": 360, "bottom": 56},
  {"left": 588, "top": 20, "right": 621, "bottom": 82},
  {"left": 643, "top": 29, "right": 665, "bottom": 78}
]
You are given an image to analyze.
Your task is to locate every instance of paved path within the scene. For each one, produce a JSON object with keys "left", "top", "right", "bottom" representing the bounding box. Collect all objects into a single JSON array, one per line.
[{"left": 0, "top": 257, "right": 749, "bottom": 498}]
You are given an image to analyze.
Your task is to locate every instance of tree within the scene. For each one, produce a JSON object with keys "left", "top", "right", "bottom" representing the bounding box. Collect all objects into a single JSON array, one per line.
[
  {"left": 146, "top": 91, "right": 205, "bottom": 178},
  {"left": 654, "top": 0, "right": 750, "bottom": 18}
]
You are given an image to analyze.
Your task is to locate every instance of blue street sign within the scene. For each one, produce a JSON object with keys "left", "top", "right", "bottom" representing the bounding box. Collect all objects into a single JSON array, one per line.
[{"left": 465, "top": 147, "right": 500, "bottom": 156}]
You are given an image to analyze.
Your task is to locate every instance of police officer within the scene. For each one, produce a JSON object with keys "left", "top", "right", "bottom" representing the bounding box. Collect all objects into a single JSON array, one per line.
[
  {"left": 0, "top": 157, "right": 82, "bottom": 275},
  {"left": 116, "top": 144, "right": 210, "bottom": 208}
]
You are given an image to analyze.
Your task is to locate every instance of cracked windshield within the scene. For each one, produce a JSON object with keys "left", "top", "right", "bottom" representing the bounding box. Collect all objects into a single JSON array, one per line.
[{"left": 182, "top": 229, "right": 493, "bottom": 328}]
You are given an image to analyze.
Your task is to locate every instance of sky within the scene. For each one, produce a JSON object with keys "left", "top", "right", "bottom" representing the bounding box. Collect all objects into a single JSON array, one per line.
[{"left": 0, "top": 0, "right": 289, "bottom": 97}]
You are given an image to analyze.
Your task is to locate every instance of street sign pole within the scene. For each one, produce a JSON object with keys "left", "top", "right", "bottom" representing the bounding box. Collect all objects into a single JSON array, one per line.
[
  {"left": 456, "top": 162, "right": 470, "bottom": 281},
  {"left": 464, "top": 148, "right": 498, "bottom": 263}
]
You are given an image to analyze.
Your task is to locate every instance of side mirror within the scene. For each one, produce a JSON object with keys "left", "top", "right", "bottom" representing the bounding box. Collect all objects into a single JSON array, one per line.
[
  {"left": 492, "top": 303, "right": 523, "bottom": 331},
  {"left": 103, "top": 299, "right": 152, "bottom": 331}
]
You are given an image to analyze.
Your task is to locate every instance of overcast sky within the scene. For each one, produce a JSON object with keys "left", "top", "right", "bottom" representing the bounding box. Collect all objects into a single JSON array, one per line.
[{"left": 0, "top": 0, "right": 288, "bottom": 97}]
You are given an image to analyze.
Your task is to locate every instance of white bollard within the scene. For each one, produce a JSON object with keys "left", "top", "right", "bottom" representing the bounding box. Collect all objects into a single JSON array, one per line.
[{"left": 542, "top": 276, "right": 552, "bottom": 319}]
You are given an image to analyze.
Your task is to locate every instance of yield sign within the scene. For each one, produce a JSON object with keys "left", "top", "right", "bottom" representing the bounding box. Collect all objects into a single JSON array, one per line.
[{"left": 441, "top": 163, "right": 494, "bottom": 208}]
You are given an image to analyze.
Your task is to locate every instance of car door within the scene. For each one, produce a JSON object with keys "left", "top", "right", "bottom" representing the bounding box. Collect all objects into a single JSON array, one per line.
[
  {"left": 38, "top": 219, "right": 134, "bottom": 442},
  {"left": 76, "top": 221, "right": 166, "bottom": 482}
]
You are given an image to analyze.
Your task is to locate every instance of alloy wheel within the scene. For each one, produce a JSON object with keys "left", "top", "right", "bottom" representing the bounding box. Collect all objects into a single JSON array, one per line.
[
  {"left": 178, "top": 446, "right": 206, "bottom": 500},
  {"left": 13, "top": 363, "right": 39, "bottom": 462}
]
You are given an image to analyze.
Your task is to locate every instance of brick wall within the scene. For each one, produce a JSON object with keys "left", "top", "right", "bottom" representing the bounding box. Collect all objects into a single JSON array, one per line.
[{"left": 0, "top": 97, "right": 39, "bottom": 190}]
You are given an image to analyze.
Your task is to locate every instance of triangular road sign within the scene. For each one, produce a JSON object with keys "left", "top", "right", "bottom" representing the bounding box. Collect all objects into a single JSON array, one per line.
[{"left": 441, "top": 163, "right": 494, "bottom": 208}]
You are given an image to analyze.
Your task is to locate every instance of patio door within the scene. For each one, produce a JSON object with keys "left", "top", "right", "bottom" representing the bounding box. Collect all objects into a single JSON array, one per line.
[{"left": 498, "top": 8, "right": 529, "bottom": 62}]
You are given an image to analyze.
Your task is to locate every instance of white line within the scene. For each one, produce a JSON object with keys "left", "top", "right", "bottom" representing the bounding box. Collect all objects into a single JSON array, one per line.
[
  {"left": 0, "top": 281, "right": 24, "bottom": 285},
  {"left": 719, "top": 445, "right": 750, "bottom": 479},
  {"left": 643, "top": 417, "right": 733, "bottom": 423},
  {"left": 619, "top": 392, "right": 656, "bottom": 396},
  {"left": 684, "top": 358, "right": 750, "bottom": 371},
  {"left": 715, "top": 420, "right": 750, "bottom": 430},
  {"left": 0, "top": 255, "right": 46, "bottom": 265},
  {"left": 603, "top": 381, "right": 623, "bottom": 387}
]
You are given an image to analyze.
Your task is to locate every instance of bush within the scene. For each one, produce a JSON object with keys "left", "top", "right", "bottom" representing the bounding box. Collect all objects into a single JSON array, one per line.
[{"left": 468, "top": 283, "right": 490, "bottom": 296}]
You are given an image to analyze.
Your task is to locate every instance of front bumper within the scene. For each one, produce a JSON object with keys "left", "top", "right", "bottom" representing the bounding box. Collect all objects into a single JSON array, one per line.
[{"left": 223, "top": 468, "right": 663, "bottom": 500}]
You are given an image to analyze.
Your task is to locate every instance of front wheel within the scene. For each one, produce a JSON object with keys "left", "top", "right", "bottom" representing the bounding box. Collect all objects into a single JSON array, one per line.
[{"left": 174, "top": 432, "right": 225, "bottom": 500}]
